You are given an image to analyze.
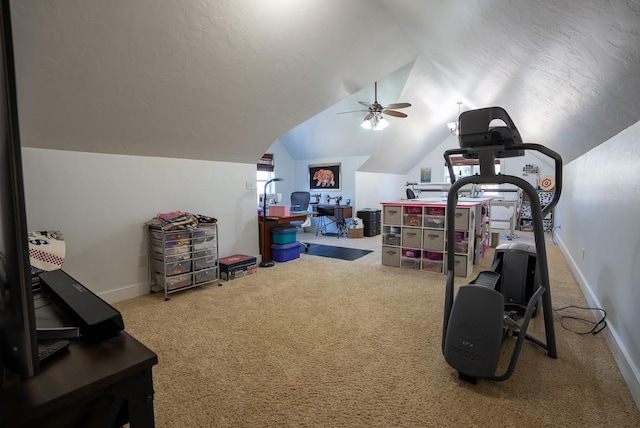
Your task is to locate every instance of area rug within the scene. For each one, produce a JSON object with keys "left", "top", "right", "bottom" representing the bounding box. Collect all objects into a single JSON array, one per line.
[{"left": 303, "top": 243, "right": 372, "bottom": 261}]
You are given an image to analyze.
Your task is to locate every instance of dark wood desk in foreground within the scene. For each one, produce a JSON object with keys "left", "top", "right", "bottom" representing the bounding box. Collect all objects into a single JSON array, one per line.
[
  {"left": 259, "top": 213, "right": 309, "bottom": 262},
  {"left": 0, "top": 332, "right": 158, "bottom": 428}
]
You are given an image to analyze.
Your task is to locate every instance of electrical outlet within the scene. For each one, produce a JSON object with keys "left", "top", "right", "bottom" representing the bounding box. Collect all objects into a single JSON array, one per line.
[
  {"left": 246, "top": 181, "right": 256, "bottom": 190},
  {"left": 138, "top": 255, "right": 146, "bottom": 267}
]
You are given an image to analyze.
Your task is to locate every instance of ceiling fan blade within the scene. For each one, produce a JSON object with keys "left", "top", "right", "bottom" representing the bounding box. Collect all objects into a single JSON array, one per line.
[
  {"left": 383, "top": 110, "right": 408, "bottom": 118},
  {"left": 337, "top": 109, "right": 368, "bottom": 114},
  {"left": 363, "top": 112, "right": 374, "bottom": 121},
  {"left": 383, "top": 102, "right": 412, "bottom": 109},
  {"left": 358, "top": 101, "right": 372, "bottom": 108}
]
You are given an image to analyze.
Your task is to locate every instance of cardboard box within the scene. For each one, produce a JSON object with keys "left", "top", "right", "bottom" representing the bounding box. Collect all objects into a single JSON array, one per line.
[
  {"left": 268, "top": 205, "right": 290, "bottom": 217},
  {"left": 348, "top": 228, "right": 364, "bottom": 239}
]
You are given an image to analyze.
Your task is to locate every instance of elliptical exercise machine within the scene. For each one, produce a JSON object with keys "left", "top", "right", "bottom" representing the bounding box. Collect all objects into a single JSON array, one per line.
[{"left": 441, "top": 107, "right": 563, "bottom": 383}]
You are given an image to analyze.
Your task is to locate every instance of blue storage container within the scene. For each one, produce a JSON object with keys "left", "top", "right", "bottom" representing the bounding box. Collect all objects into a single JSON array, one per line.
[
  {"left": 271, "top": 241, "right": 300, "bottom": 262},
  {"left": 272, "top": 227, "right": 297, "bottom": 245}
]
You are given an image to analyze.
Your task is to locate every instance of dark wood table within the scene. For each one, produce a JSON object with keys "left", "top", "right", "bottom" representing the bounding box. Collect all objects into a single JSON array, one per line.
[
  {"left": 258, "top": 213, "right": 310, "bottom": 262},
  {"left": 0, "top": 332, "right": 158, "bottom": 428},
  {"left": 315, "top": 205, "right": 353, "bottom": 237}
]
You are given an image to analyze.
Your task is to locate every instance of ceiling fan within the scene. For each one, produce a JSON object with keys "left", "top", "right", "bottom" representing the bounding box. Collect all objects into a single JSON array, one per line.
[{"left": 338, "top": 81, "right": 411, "bottom": 130}]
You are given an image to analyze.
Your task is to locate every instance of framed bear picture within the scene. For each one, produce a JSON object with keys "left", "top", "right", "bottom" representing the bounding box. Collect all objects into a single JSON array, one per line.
[{"left": 308, "top": 162, "right": 341, "bottom": 191}]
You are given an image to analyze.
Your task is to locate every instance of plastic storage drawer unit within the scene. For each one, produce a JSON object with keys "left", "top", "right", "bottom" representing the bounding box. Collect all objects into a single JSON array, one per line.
[
  {"left": 383, "top": 233, "right": 400, "bottom": 246},
  {"left": 154, "top": 273, "right": 191, "bottom": 291},
  {"left": 195, "top": 269, "right": 217, "bottom": 284},
  {"left": 423, "top": 251, "right": 444, "bottom": 273},
  {"left": 152, "top": 259, "right": 191, "bottom": 276},
  {"left": 193, "top": 249, "right": 217, "bottom": 271},
  {"left": 424, "top": 215, "right": 445, "bottom": 229}
]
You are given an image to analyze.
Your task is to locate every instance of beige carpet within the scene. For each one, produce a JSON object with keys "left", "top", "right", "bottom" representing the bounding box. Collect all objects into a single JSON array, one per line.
[{"left": 116, "top": 233, "right": 640, "bottom": 427}]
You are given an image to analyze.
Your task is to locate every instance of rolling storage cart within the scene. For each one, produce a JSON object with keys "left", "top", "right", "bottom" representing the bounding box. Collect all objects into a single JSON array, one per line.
[{"left": 148, "top": 224, "right": 219, "bottom": 299}]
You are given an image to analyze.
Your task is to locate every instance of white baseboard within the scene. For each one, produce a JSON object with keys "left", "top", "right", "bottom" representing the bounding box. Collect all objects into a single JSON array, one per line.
[
  {"left": 99, "top": 281, "right": 149, "bottom": 305},
  {"left": 553, "top": 231, "right": 640, "bottom": 410}
]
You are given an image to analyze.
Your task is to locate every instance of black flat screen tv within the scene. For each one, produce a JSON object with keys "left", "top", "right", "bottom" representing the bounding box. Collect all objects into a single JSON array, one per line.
[{"left": 0, "top": 0, "right": 40, "bottom": 377}]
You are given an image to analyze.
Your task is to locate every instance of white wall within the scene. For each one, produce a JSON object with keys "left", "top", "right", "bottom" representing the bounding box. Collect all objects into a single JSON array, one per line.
[
  {"left": 355, "top": 171, "right": 405, "bottom": 212},
  {"left": 293, "top": 155, "right": 369, "bottom": 204},
  {"left": 266, "top": 142, "right": 411, "bottom": 230},
  {"left": 554, "top": 120, "right": 640, "bottom": 408},
  {"left": 404, "top": 134, "right": 458, "bottom": 185},
  {"left": 267, "top": 138, "right": 296, "bottom": 203},
  {"left": 404, "top": 134, "right": 556, "bottom": 191},
  {"left": 22, "top": 148, "right": 259, "bottom": 303},
  {"left": 287, "top": 155, "right": 367, "bottom": 233}
]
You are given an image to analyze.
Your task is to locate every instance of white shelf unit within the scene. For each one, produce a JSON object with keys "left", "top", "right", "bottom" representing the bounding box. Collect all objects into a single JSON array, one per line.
[
  {"left": 148, "top": 224, "right": 219, "bottom": 299},
  {"left": 381, "top": 200, "right": 491, "bottom": 277},
  {"left": 519, "top": 190, "right": 554, "bottom": 232}
]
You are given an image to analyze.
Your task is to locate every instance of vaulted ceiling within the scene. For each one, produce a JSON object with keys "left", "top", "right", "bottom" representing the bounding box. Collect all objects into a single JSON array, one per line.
[{"left": 10, "top": 1, "right": 640, "bottom": 174}]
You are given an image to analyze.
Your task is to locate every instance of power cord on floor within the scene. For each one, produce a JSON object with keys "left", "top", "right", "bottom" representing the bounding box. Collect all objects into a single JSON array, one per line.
[{"left": 553, "top": 305, "right": 607, "bottom": 335}]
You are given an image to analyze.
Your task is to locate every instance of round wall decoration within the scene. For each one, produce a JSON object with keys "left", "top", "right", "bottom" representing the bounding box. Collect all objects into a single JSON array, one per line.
[{"left": 540, "top": 175, "right": 555, "bottom": 190}]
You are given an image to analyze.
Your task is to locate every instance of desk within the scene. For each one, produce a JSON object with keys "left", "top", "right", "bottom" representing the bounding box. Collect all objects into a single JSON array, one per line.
[
  {"left": 259, "top": 213, "right": 309, "bottom": 262},
  {"left": 0, "top": 332, "right": 158, "bottom": 428},
  {"left": 316, "top": 205, "right": 353, "bottom": 237}
]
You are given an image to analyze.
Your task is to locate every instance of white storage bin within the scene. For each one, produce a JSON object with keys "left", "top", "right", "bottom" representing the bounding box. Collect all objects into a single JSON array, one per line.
[
  {"left": 194, "top": 252, "right": 217, "bottom": 270},
  {"left": 424, "top": 215, "right": 445, "bottom": 229},
  {"left": 383, "top": 233, "right": 401, "bottom": 246},
  {"left": 192, "top": 226, "right": 216, "bottom": 238},
  {"left": 195, "top": 268, "right": 217, "bottom": 284},
  {"left": 401, "top": 257, "right": 421, "bottom": 270},
  {"left": 152, "top": 259, "right": 191, "bottom": 276},
  {"left": 422, "top": 259, "right": 443, "bottom": 273},
  {"left": 154, "top": 273, "right": 191, "bottom": 291}
]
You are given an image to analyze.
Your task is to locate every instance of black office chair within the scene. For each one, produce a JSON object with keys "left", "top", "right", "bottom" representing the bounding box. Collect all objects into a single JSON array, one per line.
[
  {"left": 290, "top": 191, "right": 312, "bottom": 251},
  {"left": 406, "top": 188, "right": 416, "bottom": 199}
]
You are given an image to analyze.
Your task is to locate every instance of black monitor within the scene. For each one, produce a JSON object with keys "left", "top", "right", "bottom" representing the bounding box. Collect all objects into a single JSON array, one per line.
[{"left": 0, "top": 0, "right": 40, "bottom": 377}]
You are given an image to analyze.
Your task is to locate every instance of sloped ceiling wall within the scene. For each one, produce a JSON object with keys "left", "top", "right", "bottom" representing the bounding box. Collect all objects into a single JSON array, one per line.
[{"left": 10, "top": 1, "right": 640, "bottom": 173}]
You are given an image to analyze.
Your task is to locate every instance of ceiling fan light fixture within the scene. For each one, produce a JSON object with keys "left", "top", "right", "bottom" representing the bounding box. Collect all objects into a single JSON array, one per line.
[
  {"left": 343, "top": 81, "right": 409, "bottom": 130},
  {"left": 448, "top": 101, "right": 463, "bottom": 136},
  {"left": 374, "top": 116, "right": 389, "bottom": 130},
  {"left": 361, "top": 114, "right": 389, "bottom": 131},
  {"left": 447, "top": 121, "right": 459, "bottom": 135}
]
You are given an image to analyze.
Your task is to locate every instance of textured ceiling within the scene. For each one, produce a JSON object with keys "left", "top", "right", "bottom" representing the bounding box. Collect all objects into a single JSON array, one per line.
[{"left": 10, "top": 0, "right": 640, "bottom": 173}]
